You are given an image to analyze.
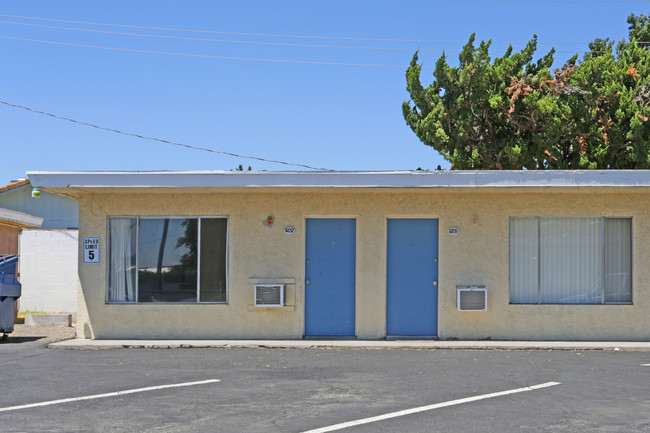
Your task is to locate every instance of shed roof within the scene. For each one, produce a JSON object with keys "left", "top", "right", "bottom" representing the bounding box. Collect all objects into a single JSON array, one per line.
[
  {"left": 0, "top": 178, "right": 30, "bottom": 195},
  {"left": 0, "top": 207, "right": 43, "bottom": 228},
  {"left": 26, "top": 170, "right": 650, "bottom": 189}
]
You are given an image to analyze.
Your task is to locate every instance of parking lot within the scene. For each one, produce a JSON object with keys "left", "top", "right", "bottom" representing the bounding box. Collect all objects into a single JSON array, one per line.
[{"left": 0, "top": 336, "right": 649, "bottom": 432}]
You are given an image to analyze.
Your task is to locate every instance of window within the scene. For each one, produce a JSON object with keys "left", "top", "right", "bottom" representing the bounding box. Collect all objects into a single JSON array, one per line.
[
  {"left": 510, "top": 217, "right": 631, "bottom": 304},
  {"left": 108, "top": 217, "right": 228, "bottom": 303}
]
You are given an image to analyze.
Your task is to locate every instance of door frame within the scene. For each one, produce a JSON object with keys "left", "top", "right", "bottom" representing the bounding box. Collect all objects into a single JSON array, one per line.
[
  {"left": 385, "top": 216, "right": 440, "bottom": 338},
  {"left": 303, "top": 216, "right": 359, "bottom": 338}
]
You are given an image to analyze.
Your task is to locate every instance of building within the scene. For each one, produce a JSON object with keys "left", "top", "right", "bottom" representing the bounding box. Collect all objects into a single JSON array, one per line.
[
  {"left": 0, "top": 179, "right": 78, "bottom": 230},
  {"left": 27, "top": 170, "right": 648, "bottom": 341},
  {"left": 0, "top": 207, "right": 43, "bottom": 255},
  {"left": 0, "top": 179, "right": 78, "bottom": 315}
]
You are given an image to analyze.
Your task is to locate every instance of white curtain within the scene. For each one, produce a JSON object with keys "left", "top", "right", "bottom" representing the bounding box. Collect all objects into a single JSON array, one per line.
[
  {"left": 539, "top": 218, "right": 602, "bottom": 304},
  {"left": 511, "top": 217, "right": 631, "bottom": 304},
  {"left": 108, "top": 218, "right": 136, "bottom": 302},
  {"left": 604, "top": 218, "right": 632, "bottom": 302},
  {"left": 509, "top": 218, "right": 539, "bottom": 303}
]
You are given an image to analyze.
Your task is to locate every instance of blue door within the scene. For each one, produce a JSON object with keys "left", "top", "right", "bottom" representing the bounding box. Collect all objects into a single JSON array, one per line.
[
  {"left": 387, "top": 219, "right": 439, "bottom": 337},
  {"left": 305, "top": 218, "right": 356, "bottom": 336}
]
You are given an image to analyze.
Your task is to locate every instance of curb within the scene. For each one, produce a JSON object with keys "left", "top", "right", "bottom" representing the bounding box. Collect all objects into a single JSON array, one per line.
[
  {"left": 47, "top": 339, "right": 650, "bottom": 351},
  {"left": 24, "top": 314, "right": 73, "bottom": 327}
]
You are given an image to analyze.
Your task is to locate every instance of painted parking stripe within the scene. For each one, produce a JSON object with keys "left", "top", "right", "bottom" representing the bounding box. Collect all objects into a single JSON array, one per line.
[
  {"left": 642, "top": 364, "right": 650, "bottom": 367},
  {"left": 302, "top": 381, "right": 561, "bottom": 433},
  {"left": 0, "top": 379, "right": 220, "bottom": 413}
]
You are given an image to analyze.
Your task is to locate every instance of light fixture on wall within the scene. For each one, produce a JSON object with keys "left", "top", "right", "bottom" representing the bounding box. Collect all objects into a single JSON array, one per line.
[
  {"left": 31, "top": 188, "right": 40, "bottom": 198},
  {"left": 265, "top": 215, "right": 274, "bottom": 227}
]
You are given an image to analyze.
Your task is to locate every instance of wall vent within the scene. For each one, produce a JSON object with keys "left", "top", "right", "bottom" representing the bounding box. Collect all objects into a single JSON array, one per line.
[
  {"left": 254, "top": 284, "right": 285, "bottom": 307},
  {"left": 457, "top": 286, "right": 487, "bottom": 311}
]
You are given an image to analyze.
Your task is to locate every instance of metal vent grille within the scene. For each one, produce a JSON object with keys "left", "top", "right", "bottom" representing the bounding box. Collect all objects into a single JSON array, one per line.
[
  {"left": 457, "top": 286, "right": 487, "bottom": 311},
  {"left": 254, "top": 284, "right": 285, "bottom": 307}
]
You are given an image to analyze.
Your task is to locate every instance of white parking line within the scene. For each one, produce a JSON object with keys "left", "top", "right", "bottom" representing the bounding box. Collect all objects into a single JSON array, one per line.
[
  {"left": 0, "top": 379, "right": 220, "bottom": 413},
  {"left": 642, "top": 364, "right": 650, "bottom": 367},
  {"left": 302, "top": 381, "right": 561, "bottom": 433}
]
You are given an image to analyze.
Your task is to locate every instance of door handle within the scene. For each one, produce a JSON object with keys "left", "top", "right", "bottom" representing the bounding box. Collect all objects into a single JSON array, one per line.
[
  {"left": 433, "top": 281, "right": 438, "bottom": 286},
  {"left": 306, "top": 280, "right": 310, "bottom": 285}
]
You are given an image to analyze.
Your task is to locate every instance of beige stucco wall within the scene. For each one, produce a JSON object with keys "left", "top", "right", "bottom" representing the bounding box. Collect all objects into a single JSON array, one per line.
[{"left": 71, "top": 187, "right": 650, "bottom": 341}]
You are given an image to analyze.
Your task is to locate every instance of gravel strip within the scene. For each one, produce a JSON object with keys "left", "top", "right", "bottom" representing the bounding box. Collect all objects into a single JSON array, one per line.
[{"left": 2, "top": 324, "right": 76, "bottom": 343}]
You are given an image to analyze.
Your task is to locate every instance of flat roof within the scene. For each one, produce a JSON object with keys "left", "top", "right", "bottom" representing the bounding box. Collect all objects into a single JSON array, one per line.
[{"left": 26, "top": 170, "right": 650, "bottom": 189}]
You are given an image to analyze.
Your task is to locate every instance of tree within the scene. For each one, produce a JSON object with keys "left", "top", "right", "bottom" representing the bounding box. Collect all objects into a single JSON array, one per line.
[
  {"left": 403, "top": 13, "right": 650, "bottom": 169},
  {"left": 621, "top": 12, "right": 650, "bottom": 52},
  {"left": 568, "top": 35, "right": 650, "bottom": 168}
]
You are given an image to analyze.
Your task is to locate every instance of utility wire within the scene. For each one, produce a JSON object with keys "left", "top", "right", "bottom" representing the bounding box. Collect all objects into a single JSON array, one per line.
[
  {"left": 2, "top": 13, "right": 648, "bottom": 46},
  {"left": 0, "top": 35, "right": 424, "bottom": 67},
  {"left": 0, "top": 100, "right": 333, "bottom": 171},
  {"left": 3, "top": 20, "right": 640, "bottom": 52},
  {"left": 0, "top": 20, "right": 447, "bottom": 52},
  {"left": 0, "top": 13, "right": 490, "bottom": 43},
  {"left": 0, "top": 34, "right": 610, "bottom": 65}
]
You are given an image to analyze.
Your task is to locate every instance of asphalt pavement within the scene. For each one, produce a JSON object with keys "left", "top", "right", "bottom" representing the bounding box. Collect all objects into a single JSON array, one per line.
[{"left": 1, "top": 333, "right": 649, "bottom": 432}]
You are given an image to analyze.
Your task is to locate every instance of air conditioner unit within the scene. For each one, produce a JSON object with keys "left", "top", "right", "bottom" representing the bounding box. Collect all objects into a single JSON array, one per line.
[
  {"left": 254, "top": 284, "right": 285, "bottom": 307},
  {"left": 457, "top": 286, "right": 487, "bottom": 311}
]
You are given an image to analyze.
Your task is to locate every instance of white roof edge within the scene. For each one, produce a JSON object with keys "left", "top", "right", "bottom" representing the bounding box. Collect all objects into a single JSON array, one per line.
[
  {"left": 0, "top": 208, "right": 44, "bottom": 228},
  {"left": 26, "top": 170, "right": 650, "bottom": 189}
]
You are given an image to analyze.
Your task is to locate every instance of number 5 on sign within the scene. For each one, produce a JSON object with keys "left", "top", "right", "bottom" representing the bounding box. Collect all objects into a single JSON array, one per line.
[{"left": 83, "top": 237, "right": 100, "bottom": 263}]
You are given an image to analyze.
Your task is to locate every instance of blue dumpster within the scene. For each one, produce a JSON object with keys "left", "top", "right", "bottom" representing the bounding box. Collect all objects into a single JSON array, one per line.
[{"left": 0, "top": 255, "right": 21, "bottom": 341}]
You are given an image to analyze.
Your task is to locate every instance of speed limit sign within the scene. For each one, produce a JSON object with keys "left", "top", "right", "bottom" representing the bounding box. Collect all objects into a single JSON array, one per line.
[{"left": 83, "top": 237, "right": 100, "bottom": 263}]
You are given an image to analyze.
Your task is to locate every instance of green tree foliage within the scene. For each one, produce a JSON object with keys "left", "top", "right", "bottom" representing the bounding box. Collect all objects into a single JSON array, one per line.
[
  {"left": 403, "top": 13, "right": 650, "bottom": 169},
  {"left": 622, "top": 12, "right": 650, "bottom": 52}
]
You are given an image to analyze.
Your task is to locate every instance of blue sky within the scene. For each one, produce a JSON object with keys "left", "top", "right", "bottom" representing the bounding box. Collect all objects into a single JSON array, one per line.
[{"left": 2, "top": 1, "right": 649, "bottom": 182}]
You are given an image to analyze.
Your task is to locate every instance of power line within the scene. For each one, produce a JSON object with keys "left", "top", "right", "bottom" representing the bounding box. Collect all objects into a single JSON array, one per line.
[
  {"left": 0, "top": 20, "right": 448, "bottom": 52},
  {"left": 0, "top": 13, "right": 486, "bottom": 43},
  {"left": 3, "top": 20, "right": 640, "bottom": 53},
  {"left": 0, "top": 100, "right": 333, "bottom": 171},
  {"left": 0, "top": 34, "right": 612, "bottom": 67},
  {"left": 2, "top": 13, "right": 646, "bottom": 46},
  {"left": 0, "top": 35, "right": 424, "bottom": 67}
]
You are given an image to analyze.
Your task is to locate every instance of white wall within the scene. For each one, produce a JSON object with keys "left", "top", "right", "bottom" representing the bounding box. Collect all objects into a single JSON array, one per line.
[{"left": 18, "top": 229, "right": 78, "bottom": 315}]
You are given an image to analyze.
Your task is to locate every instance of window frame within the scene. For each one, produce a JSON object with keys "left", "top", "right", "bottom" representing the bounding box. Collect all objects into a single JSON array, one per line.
[
  {"left": 508, "top": 216, "right": 633, "bottom": 305},
  {"left": 105, "top": 215, "right": 229, "bottom": 304}
]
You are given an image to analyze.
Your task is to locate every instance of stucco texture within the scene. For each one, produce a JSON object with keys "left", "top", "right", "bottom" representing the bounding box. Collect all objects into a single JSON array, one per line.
[{"left": 70, "top": 187, "right": 649, "bottom": 341}]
